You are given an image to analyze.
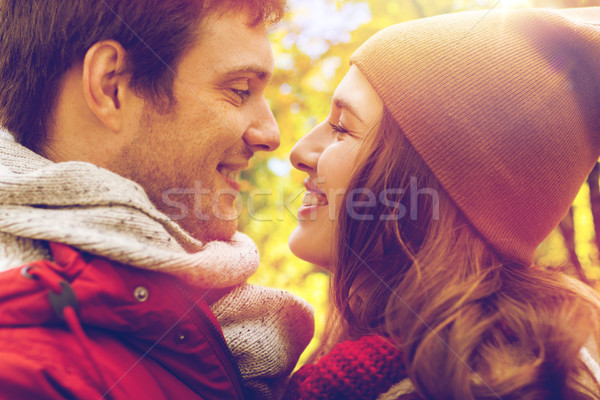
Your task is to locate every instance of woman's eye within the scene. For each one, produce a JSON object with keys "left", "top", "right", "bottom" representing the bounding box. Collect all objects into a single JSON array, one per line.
[
  {"left": 329, "top": 122, "right": 349, "bottom": 137},
  {"left": 232, "top": 89, "right": 251, "bottom": 102}
]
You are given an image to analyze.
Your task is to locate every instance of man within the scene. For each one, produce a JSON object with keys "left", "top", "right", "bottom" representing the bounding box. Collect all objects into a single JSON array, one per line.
[{"left": 0, "top": 1, "right": 313, "bottom": 399}]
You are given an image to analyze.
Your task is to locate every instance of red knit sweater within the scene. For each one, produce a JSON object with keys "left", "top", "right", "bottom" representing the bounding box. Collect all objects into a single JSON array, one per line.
[{"left": 284, "top": 335, "right": 407, "bottom": 399}]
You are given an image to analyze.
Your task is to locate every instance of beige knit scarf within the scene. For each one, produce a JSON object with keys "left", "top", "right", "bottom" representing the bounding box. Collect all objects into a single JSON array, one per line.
[{"left": 0, "top": 129, "right": 314, "bottom": 399}]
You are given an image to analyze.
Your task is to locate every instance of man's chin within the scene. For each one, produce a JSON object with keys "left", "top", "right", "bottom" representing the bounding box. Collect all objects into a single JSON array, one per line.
[
  {"left": 153, "top": 197, "right": 239, "bottom": 243},
  {"left": 183, "top": 219, "right": 238, "bottom": 243}
]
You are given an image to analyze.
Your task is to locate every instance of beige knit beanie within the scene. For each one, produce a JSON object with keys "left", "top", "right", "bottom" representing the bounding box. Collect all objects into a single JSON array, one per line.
[{"left": 350, "top": 8, "right": 600, "bottom": 266}]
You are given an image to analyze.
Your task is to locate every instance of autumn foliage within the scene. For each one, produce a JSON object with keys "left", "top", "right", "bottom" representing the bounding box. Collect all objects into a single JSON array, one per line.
[{"left": 242, "top": 0, "right": 600, "bottom": 362}]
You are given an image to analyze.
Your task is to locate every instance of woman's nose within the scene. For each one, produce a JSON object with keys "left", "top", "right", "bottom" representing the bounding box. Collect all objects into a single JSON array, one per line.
[{"left": 290, "top": 124, "right": 325, "bottom": 173}]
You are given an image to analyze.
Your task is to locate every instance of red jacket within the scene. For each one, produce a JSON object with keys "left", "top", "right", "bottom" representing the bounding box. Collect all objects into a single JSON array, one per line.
[{"left": 0, "top": 242, "right": 248, "bottom": 399}]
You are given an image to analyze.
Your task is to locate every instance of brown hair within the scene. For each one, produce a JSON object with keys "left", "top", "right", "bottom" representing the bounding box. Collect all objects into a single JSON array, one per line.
[
  {"left": 0, "top": 0, "right": 285, "bottom": 153},
  {"left": 322, "top": 109, "right": 600, "bottom": 399}
]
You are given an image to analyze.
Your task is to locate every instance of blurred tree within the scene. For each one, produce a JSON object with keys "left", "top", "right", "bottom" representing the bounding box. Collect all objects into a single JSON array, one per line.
[{"left": 240, "top": 0, "right": 600, "bottom": 364}]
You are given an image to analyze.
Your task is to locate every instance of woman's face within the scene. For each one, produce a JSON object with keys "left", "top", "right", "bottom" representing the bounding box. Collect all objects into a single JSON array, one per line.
[{"left": 289, "top": 65, "right": 383, "bottom": 269}]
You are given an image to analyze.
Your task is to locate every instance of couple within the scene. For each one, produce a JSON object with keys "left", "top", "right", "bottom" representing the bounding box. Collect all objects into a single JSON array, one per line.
[{"left": 1, "top": 1, "right": 600, "bottom": 399}]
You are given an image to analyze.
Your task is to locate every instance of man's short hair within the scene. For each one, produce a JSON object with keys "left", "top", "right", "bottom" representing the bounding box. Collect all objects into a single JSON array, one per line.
[{"left": 0, "top": 0, "right": 285, "bottom": 153}]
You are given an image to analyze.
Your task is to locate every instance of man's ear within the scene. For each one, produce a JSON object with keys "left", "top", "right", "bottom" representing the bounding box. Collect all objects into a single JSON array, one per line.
[{"left": 82, "top": 40, "right": 130, "bottom": 133}]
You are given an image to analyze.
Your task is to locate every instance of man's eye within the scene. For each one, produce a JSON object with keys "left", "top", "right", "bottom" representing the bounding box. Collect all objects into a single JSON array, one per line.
[{"left": 232, "top": 89, "right": 251, "bottom": 102}]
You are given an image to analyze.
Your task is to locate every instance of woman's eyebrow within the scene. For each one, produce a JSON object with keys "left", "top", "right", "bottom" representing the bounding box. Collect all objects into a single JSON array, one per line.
[{"left": 334, "top": 97, "right": 364, "bottom": 123}]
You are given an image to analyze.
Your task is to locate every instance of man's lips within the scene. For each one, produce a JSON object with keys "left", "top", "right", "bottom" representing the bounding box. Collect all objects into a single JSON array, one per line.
[{"left": 217, "top": 163, "right": 247, "bottom": 191}]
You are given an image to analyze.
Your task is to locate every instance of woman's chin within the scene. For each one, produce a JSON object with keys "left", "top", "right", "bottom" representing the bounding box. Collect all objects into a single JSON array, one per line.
[{"left": 288, "top": 227, "right": 332, "bottom": 271}]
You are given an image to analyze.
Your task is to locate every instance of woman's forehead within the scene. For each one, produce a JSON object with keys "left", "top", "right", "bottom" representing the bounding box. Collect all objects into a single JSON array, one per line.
[{"left": 332, "top": 65, "right": 383, "bottom": 125}]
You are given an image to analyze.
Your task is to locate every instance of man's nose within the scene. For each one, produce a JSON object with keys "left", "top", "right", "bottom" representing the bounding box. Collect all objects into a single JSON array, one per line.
[{"left": 243, "top": 98, "right": 280, "bottom": 152}]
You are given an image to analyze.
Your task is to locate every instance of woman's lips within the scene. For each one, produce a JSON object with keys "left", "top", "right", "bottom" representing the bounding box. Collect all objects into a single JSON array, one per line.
[
  {"left": 302, "top": 191, "right": 328, "bottom": 206},
  {"left": 298, "top": 190, "right": 328, "bottom": 219},
  {"left": 298, "top": 178, "right": 329, "bottom": 218}
]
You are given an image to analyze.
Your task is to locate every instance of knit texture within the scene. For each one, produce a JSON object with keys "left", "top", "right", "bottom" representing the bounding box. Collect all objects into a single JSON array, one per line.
[
  {"left": 212, "top": 285, "right": 315, "bottom": 399},
  {"left": 284, "top": 335, "right": 406, "bottom": 400},
  {"left": 0, "top": 129, "right": 314, "bottom": 399},
  {"left": 0, "top": 132, "right": 259, "bottom": 287},
  {"left": 350, "top": 8, "right": 600, "bottom": 266}
]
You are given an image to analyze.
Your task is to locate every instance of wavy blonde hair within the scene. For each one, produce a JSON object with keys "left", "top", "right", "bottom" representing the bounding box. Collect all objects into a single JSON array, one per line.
[{"left": 319, "top": 109, "right": 600, "bottom": 399}]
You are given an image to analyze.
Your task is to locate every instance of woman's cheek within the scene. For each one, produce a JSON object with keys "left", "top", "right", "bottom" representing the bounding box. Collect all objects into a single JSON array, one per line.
[{"left": 319, "top": 148, "right": 359, "bottom": 222}]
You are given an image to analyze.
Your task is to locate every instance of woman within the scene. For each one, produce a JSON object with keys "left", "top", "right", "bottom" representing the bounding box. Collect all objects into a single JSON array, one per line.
[{"left": 286, "top": 7, "right": 600, "bottom": 400}]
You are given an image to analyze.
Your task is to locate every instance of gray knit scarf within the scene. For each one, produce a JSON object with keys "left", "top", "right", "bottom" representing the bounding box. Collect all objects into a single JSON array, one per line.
[{"left": 0, "top": 129, "right": 314, "bottom": 399}]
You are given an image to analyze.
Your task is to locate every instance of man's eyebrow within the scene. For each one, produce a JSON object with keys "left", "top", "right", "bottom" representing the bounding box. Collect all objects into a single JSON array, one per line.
[
  {"left": 334, "top": 97, "right": 364, "bottom": 123},
  {"left": 221, "top": 65, "right": 273, "bottom": 82}
]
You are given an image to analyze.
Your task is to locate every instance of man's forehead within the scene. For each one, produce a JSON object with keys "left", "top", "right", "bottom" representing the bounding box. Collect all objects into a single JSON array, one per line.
[
  {"left": 189, "top": 12, "right": 274, "bottom": 79},
  {"left": 198, "top": 8, "right": 268, "bottom": 43}
]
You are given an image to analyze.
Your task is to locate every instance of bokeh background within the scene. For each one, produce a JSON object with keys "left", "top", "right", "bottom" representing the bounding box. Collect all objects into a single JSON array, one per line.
[{"left": 240, "top": 0, "right": 600, "bottom": 363}]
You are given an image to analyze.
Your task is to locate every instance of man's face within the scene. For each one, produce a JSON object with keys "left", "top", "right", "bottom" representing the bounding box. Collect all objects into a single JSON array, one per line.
[{"left": 113, "top": 11, "right": 279, "bottom": 242}]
